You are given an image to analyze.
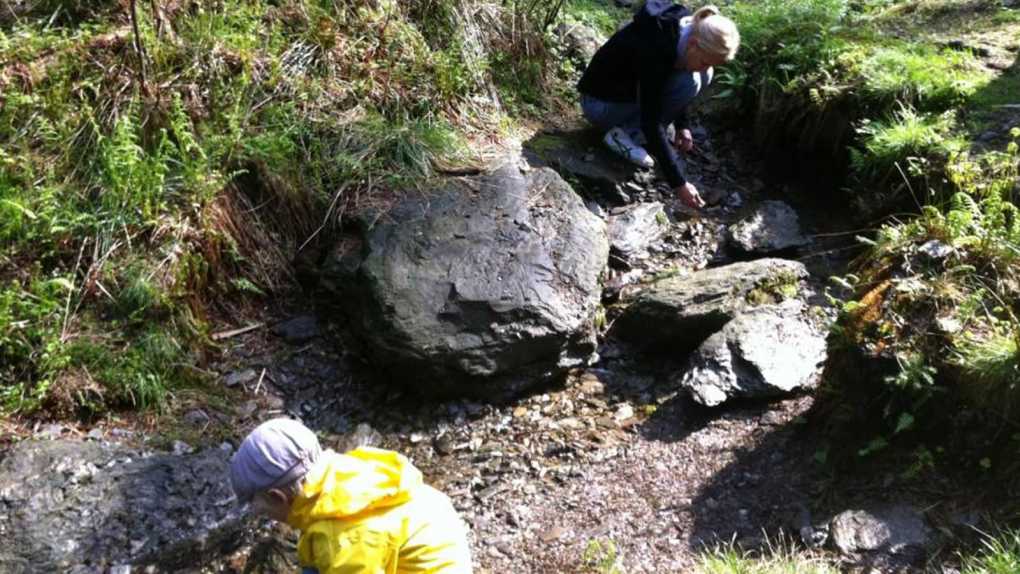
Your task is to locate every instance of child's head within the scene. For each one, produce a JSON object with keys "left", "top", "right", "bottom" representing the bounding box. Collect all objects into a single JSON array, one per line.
[{"left": 230, "top": 418, "right": 322, "bottom": 522}]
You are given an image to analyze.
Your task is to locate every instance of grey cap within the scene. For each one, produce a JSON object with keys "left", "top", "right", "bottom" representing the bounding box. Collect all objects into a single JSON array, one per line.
[{"left": 229, "top": 418, "right": 322, "bottom": 503}]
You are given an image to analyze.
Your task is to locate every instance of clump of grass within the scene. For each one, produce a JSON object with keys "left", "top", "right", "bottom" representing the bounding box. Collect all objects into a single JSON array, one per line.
[
  {"left": 582, "top": 538, "right": 625, "bottom": 574},
  {"left": 698, "top": 540, "right": 838, "bottom": 574},
  {"left": 726, "top": 0, "right": 850, "bottom": 92},
  {"left": 952, "top": 323, "right": 1020, "bottom": 410},
  {"left": 962, "top": 530, "right": 1020, "bottom": 574},
  {"left": 853, "top": 106, "right": 964, "bottom": 178}
]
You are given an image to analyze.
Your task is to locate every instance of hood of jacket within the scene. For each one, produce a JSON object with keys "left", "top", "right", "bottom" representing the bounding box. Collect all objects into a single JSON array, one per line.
[{"left": 286, "top": 447, "right": 423, "bottom": 530}]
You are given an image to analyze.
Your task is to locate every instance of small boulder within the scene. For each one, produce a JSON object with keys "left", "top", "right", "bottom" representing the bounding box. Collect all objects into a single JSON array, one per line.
[
  {"left": 728, "top": 200, "right": 809, "bottom": 254},
  {"left": 613, "top": 258, "right": 809, "bottom": 353},
  {"left": 678, "top": 305, "right": 827, "bottom": 406}
]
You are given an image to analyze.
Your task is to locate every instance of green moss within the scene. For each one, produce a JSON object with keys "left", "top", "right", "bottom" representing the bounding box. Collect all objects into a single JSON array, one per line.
[{"left": 746, "top": 270, "right": 801, "bottom": 305}]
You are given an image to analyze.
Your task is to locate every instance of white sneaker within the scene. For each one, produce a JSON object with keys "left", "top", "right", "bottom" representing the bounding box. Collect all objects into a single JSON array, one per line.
[
  {"left": 627, "top": 124, "right": 674, "bottom": 147},
  {"left": 604, "top": 127, "right": 655, "bottom": 168}
]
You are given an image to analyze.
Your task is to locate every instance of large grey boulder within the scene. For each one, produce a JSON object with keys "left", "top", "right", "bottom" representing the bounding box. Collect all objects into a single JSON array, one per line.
[
  {"left": 613, "top": 258, "right": 809, "bottom": 353},
  {"left": 0, "top": 439, "right": 246, "bottom": 573},
  {"left": 830, "top": 505, "right": 932, "bottom": 557},
  {"left": 679, "top": 305, "right": 827, "bottom": 406},
  {"left": 728, "top": 200, "right": 809, "bottom": 254},
  {"left": 608, "top": 202, "right": 669, "bottom": 263},
  {"left": 323, "top": 161, "right": 609, "bottom": 399}
]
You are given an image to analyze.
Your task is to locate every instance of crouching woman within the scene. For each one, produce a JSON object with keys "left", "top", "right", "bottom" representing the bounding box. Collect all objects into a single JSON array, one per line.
[{"left": 578, "top": 2, "right": 740, "bottom": 209}]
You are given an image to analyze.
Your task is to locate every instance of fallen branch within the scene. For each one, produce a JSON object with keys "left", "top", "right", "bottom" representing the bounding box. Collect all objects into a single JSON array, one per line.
[{"left": 211, "top": 322, "right": 264, "bottom": 341}]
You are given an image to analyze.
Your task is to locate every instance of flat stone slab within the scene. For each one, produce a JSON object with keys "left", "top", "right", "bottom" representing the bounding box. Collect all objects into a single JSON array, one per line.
[
  {"left": 613, "top": 258, "right": 809, "bottom": 354},
  {"left": 728, "top": 200, "right": 809, "bottom": 254},
  {"left": 0, "top": 439, "right": 246, "bottom": 572}
]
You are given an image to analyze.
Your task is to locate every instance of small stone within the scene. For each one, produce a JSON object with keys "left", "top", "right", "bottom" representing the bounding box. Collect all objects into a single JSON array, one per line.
[
  {"left": 578, "top": 372, "right": 605, "bottom": 395},
  {"left": 223, "top": 369, "right": 257, "bottom": 388},
  {"left": 513, "top": 406, "right": 528, "bottom": 418},
  {"left": 725, "top": 192, "right": 744, "bottom": 208},
  {"left": 110, "top": 566, "right": 131, "bottom": 574},
  {"left": 271, "top": 315, "right": 320, "bottom": 344},
  {"left": 172, "top": 441, "right": 193, "bottom": 455},
  {"left": 239, "top": 400, "right": 258, "bottom": 418},
  {"left": 728, "top": 200, "right": 809, "bottom": 254},
  {"left": 936, "top": 316, "right": 962, "bottom": 334},
  {"left": 87, "top": 428, "right": 105, "bottom": 441},
  {"left": 434, "top": 435, "right": 455, "bottom": 456},
  {"left": 37, "top": 423, "right": 65, "bottom": 439},
  {"left": 613, "top": 403, "right": 634, "bottom": 421},
  {"left": 540, "top": 525, "right": 567, "bottom": 542},
  {"left": 918, "top": 240, "right": 953, "bottom": 261},
  {"left": 183, "top": 410, "right": 210, "bottom": 426},
  {"left": 409, "top": 432, "right": 425, "bottom": 444}
]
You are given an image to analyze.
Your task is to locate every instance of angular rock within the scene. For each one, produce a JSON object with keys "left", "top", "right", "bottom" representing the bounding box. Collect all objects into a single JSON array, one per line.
[
  {"left": 678, "top": 305, "right": 827, "bottom": 406},
  {"left": 728, "top": 200, "right": 809, "bottom": 254},
  {"left": 0, "top": 440, "right": 247, "bottom": 572},
  {"left": 323, "top": 160, "right": 609, "bottom": 399},
  {"left": 830, "top": 505, "right": 932, "bottom": 556},
  {"left": 613, "top": 258, "right": 809, "bottom": 353},
  {"left": 608, "top": 202, "right": 669, "bottom": 263}
]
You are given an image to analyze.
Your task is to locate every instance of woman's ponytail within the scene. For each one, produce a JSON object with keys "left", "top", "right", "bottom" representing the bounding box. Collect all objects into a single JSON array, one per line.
[
  {"left": 690, "top": 4, "right": 740, "bottom": 61},
  {"left": 692, "top": 5, "right": 720, "bottom": 22}
]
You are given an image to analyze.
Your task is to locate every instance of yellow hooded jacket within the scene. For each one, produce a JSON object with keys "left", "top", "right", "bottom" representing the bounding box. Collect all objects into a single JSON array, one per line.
[{"left": 286, "top": 447, "right": 472, "bottom": 574}]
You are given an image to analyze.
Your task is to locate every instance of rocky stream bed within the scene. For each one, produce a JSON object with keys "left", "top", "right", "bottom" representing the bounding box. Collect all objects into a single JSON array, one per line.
[{"left": 1, "top": 116, "right": 963, "bottom": 574}]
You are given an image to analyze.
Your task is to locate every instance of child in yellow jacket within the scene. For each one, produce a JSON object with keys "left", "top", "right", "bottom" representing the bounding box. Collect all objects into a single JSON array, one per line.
[{"left": 230, "top": 418, "right": 472, "bottom": 573}]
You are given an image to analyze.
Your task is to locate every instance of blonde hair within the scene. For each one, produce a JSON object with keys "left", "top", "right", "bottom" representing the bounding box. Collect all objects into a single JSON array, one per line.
[{"left": 690, "top": 5, "right": 740, "bottom": 61}]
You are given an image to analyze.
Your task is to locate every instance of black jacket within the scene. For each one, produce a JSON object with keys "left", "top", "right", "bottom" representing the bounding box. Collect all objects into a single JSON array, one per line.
[{"left": 577, "top": 4, "right": 690, "bottom": 187}]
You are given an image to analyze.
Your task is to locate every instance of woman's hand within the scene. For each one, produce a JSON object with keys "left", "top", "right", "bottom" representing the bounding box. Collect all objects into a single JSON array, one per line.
[
  {"left": 676, "top": 182, "right": 705, "bottom": 209},
  {"left": 674, "top": 128, "right": 694, "bottom": 153}
]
